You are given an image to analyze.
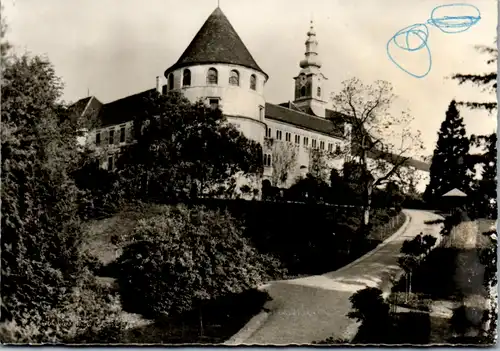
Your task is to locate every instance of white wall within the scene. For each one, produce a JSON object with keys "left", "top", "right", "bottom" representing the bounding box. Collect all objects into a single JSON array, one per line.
[
  {"left": 167, "top": 63, "right": 267, "bottom": 144},
  {"left": 262, "top": 119, "right": 347, "bottom": 187}
]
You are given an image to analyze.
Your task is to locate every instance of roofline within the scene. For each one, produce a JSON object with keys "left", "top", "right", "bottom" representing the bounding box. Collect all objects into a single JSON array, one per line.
[
  {"left": 265, "top": 103, "right": 345, "bottom": 138},
  {"left": 265, "top": 116, "right": 345, "bottom": 140},
  {"left": 268, "top": 102, "right": 340, "bottom": 123},
  {"left": 164, "top": 61, "right": 269, "bottom": 82},
  {"left": 80, "top": 96, "right": 94, "bottom": 117}
]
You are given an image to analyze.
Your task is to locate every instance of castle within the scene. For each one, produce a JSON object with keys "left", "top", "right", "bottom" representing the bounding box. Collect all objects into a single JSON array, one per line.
[{"left": 72, "top": 6, "right": 430, "bottom": 194}]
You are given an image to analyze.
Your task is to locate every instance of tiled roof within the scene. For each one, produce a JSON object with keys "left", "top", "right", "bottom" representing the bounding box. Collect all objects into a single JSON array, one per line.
[
  {"left": 265, "top": 103, "right": 344, "bottom": 138},
  {"left": 97, "top": 89, "right": 156, "bottom": 128},
  {"left": 70, "top": 96, "right": 92, "bottom": 117},
  {"left": 164, "top": 7, "right": 267, "bottom": 79}
]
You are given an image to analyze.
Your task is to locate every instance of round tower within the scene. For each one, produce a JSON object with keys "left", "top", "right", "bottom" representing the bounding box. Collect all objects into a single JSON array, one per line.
[{"left": 164, "top": 7, "right": 268, "bottom": 145}]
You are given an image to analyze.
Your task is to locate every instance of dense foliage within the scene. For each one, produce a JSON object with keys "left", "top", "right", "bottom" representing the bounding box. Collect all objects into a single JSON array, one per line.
[
  {"left": 114, "top": 92, "right": 263, "bottom": 202},
  {"left": 1, "top": 54, "right": 87, "bottom": 322},
  {"left": 424, "top": 100, "right": 472, "bottom": 204},
  {"left": 116, "top": 204, "right": 284, "bottom": 318}
]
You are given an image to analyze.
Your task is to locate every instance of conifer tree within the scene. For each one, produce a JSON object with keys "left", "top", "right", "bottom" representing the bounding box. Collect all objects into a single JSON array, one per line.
[{"left": 424, "top": 100, "right": 471, "bottom": 203}]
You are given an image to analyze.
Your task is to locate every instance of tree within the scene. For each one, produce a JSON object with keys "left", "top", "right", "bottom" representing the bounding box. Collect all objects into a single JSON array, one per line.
[
  {"left": 265, "top": 138, "right": 298, "bottom": 187},
  {"left": 116, "top": 205, "right": 284, "bottom": 334},
  {"left": 308, "top": 148, "right": 329, "bottom": 183},
  {"left": 452, "top": 45, "right": 497, "bottom": 112},
  {"left": 330, "top": 78, "right": 423, "bottom": 227},
  {"left": 0, "top": 4, "right": 11, "bottom": 68},
  {"left": 453, "top": 44, "right": 497, "bottom": 341},
  {"left": 424, "top": 100, "right": 472, "bottom": 204},
  {"left": 1, "top": 54, "right": 87, "bottom": 326},
  {"left": 116, "top": 91, "right": 263, "bottom": 201},
  {"left": 469, "top": 133, "right": 497, "bottom": 218},
  {"left": 347, "top": 287, "right": 390, "bottom": 342}
]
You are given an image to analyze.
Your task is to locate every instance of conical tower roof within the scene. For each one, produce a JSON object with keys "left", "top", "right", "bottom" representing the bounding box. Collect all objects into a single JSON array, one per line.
[{"left": 165, "top": 7, "right": 268, "bottom": 79}]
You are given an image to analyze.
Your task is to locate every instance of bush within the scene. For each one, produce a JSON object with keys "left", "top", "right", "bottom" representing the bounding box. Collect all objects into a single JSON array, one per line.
[
  {"left": 0, "top": 271, "right": 128, "bottom": 344},
  {"left": 116, "top": 204, "right": 285, "bottom": 318}
]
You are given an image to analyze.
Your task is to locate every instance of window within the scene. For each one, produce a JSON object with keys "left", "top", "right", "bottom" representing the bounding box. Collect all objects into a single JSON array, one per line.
[
  {"left": 95, "top": 132, "right": 101, "bottom": 146},
  {"left": 207, "top": 68, "right": 218, "bottom": 84},
  {"left": 328, "top": 143, "right": 333, "bottom": 152},
  {"left": 312, "top": 139, "right": 317, "bottom": 148},
  {"left": 250, "top": 74, "right": 257, "bottom": 90},
  {"left": 276, "top": 130, "right": 282, "bottom": 140},
  {"left": 336, "top": 143, "right": 342, "bottom": 153},
  {"left": 320, "top": 141, "right": 325, "bottom": 150},
  {"left": 108, "top": 129, "right": 115, "bottom": 145},
  {"left": 317, "top": 87, "right": 321, "bottom": 97},
  {"left": 300, "top": 86, "right": 306, "bottom": 97},
  {"left": 229, "top": 70, "right": 240, "bottom": 86},
  {"left": 120, "top": 126, "right": 126, "bottom": 143},
  {"left": 209, "top": 98, "right": 219, "bottom": 110},
  {"left": 259, "top": 106, "right": 265, "bottom": 120},
  {"left": 162, "top": 85, "right": 168, "bottom": 94},
  {"left": 183, "top": 69, "right": 191, "bottom": 86},
  {"left": 285, "top": 132, "right": 291, "bottom": 142},
  {"left": 303, "top": 137, "right": 309, "bottom": 147},
  {"left": 264, "top": 154, "right": 272, "bottom": 167},
  {"left": 107, "top": 155, "right": 114, "bottom": 171},
  {"left": 266, "top": 127, "right": 272, "bottom": 138},
  {"left": 168, "top": 73, "right": 174, "bottom": 90},
  {"left": 295, "top": 135, "right": 300, "bottom": 144}
]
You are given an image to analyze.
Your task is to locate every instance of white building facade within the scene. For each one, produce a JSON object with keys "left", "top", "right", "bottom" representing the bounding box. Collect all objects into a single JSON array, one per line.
[{"left": 72, "top": 6, "right": 430, "bottom": 195}]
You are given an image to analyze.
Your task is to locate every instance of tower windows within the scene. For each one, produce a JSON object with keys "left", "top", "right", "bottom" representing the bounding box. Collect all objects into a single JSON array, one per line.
[
  {"left": 120, "top": 126, "right": 126, "bottom": 143},
  {"left": 300, "top": 86, "right": 306, "bottom": 97},
  {"left": 108, "top": 129, "right": 115, "bottom": 145},
  {"left": 250, "top": 74, "right": 257, "bottom": 90},
  {"left": 209, "top": 98, "right": 220, "bottom": 110},
  {"left": 317, "top": 87, "right": 321, "bottom": 97},
  {"left": 183, "top": 69, "right": 191, "bottom": 87},
  {"left": 107, "top": 155, "right": 114, "bottom": 171},
  {"left": 264, "top": 154, "right": 272, "bottom": 167},
  {"left": 95, "top": 131, "right": 101, "bottom": 146},
  {"left": 276, "top": 130, "right": 282, "bottom": 140},
  {"left": 207, "top": 68, "right": 218, "bottom": 84},
  {"left": 168, "top": 73, "right": 174, "bottom": 90},
  {"left": 259, "top": 106, "right": 265, "bottom": 120},
  {"left": 229, "top": 70, "right": 240, "bottom": 86},
  {"left": 266, "top": 127, "right": 272, "bottom": 138}
]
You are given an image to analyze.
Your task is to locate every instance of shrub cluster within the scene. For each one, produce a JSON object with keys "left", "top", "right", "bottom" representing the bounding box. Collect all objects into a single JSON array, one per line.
[{"left": 116, "top": 204, "right": 285, "bottom": 318}]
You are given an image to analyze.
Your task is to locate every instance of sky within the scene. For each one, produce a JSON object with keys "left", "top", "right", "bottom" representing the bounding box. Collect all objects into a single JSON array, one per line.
[{"left": 3, "top": 0, "right": 498, "bottom": 156}]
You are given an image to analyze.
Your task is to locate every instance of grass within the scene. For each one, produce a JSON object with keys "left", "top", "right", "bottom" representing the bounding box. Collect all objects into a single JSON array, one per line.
[{"left": 81, "top": 202, "right": 409, "bottom": 344}]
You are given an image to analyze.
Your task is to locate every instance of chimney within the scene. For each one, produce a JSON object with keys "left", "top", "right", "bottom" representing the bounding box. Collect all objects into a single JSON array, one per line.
[{"left": 156, "top": 76, "right": 160, "bottom": 93}]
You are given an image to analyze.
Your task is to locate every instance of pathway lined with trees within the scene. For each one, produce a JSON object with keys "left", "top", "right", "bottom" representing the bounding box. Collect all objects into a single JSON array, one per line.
[{"left": 226, "top": 209, "right": 443, "bottom": 345}]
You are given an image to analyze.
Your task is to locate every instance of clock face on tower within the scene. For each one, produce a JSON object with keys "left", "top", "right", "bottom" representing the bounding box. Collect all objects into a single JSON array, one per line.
[{"left": 300, "top": 75, "right": 307, "bottom": 86}]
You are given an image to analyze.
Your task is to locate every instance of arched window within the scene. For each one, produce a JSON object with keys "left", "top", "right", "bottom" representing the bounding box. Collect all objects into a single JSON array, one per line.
[
  {"left": 168, "top": 73, "right": 174, "bottom": 90},
  {"left": 229, "top": 70, "right": 240, "bottom": 86},
  {"left": 300, "top": 86, "right": 306, "bottom": 97},
  {"left": 250, "top": 74, "right": 257, "bottom": 90},
  {"left": 207, "top": 68, "right": 218, "bottom": 84},
  {"left": 317, "top": 87, "right": 321, "bottom": 97},
  {"left": 183, "top": 69, "right": 191, "bottom": 87}
]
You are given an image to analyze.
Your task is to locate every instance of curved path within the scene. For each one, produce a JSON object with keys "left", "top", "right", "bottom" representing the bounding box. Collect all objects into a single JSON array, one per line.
[{"left": 226, "top": 209, "right": 443, "bottom": 345}]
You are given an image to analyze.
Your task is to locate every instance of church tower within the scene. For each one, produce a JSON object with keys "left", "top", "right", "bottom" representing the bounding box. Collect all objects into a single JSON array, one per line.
[{"left": 293, "top": 21, "right": 328, "bottom": 117}]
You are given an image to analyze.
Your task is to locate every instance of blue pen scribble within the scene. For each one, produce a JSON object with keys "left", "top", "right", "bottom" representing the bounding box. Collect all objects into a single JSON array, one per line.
[
  {"left": 427, "top": 3, "right": 481, "bottom": 33},
  {"left": 387, "top": 3, "right": 481, "bottom": 78}
]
